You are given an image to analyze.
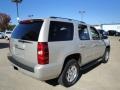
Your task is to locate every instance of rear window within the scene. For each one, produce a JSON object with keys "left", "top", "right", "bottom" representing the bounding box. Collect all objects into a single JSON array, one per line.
[
  {"left": 11, "top": 21, "right": 43, "bottom": 41},
  {"left": 48, "top": 21, "right": 74, "bottom": 41}
]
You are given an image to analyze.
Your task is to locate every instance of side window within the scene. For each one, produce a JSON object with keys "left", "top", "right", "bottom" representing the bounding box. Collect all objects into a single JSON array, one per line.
[
  {"left": 78, "top": 24, "right": 90, "bottom": 40},
  {"left": 48, "top": 21, "right": 74, "bottom": 41},
  {"left": 90, "top": 27, "right": 100, "bottom": 40}
]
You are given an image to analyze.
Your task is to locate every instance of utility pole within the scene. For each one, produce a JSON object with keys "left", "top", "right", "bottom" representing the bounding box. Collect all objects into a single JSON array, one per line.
[
  {"left": 11, "top": 0, "right": 22, "bottom": 22},
  {"left": 79, "top": 11, "right": 85, "bottom": 21}
]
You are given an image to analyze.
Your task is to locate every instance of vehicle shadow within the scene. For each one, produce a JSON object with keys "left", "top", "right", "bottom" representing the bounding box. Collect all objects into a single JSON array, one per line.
[
  {"left": 81, "top": 60, "right": 102, "bottom": 74},
  {"left": 0, "top": 43, "right": 9, "bottom": 49},
  {"left": 45, "top": 60, "right": 102, "bottom": 87},
  {"left": 45, "top": 78, "right": 59, "bottom": 86}
]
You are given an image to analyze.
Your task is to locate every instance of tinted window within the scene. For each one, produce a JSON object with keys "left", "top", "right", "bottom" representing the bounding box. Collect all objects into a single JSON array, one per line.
[
  {"left": 78, "top": 25, "right": 90, "bottom": 40},
  {"left": 90, "top": 27, "right": 100, "bottom": 40},
  {"left": 6, "top": 32, "right": 11, "bottom": 34},
  {"left": 11, "top": 21, "right": 43, "bottom": 41},
  {"left": 48, "top": 21, "right": 74, "bottom": 41},
  {"left": 99, "top": 30, "right": 104, "bottom": 34}
]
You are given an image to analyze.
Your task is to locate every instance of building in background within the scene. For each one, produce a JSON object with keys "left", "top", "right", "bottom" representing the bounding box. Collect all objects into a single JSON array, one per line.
[{"left": 94, "top": 23, "right": 120, "bottom": 32}]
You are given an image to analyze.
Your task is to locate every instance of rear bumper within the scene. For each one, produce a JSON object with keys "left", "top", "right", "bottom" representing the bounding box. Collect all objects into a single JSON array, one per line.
[
  {"left": 8, "top": 55, "right": 34, "bottom": 72},
  {"left": 7, "top": 53, "right": 62, "bottom": 81}
]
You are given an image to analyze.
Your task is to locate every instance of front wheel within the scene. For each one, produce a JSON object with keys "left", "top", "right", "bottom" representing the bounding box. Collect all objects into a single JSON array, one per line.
[
  {"left": 102, "top": 48, "right": 110, "bottom": 63},
  {"left": 5, "top": 36, "right": 9, "bottom": 40},
  {"left": 58, "top": 59, "right": 81, "bottom": 87}
]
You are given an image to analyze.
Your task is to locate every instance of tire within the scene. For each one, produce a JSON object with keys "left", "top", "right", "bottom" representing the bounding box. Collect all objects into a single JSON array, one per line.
[
  {"left": 58, "top": 59, "right": 81, "bottom": 87},
  {"left": 102, "top": 48, "right": 110, "bottom": 63},
  {"left": 5, "top": 36, "right": 9, "bottom": 40}
]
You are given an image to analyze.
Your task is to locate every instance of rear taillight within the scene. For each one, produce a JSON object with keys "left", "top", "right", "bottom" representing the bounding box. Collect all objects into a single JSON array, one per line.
[{"left": 37, "top": 42, "right": 49, "bottom": 64}]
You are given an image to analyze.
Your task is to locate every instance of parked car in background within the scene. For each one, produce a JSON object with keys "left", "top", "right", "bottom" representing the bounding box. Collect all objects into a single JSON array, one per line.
[
  {"left": 4, "top": 31, "right": 12, "bottom": 40},
  {"left": 97, "top": 29, "right": 110, "bottom": 47},
  {"left": 98, "top": 29, "right": 108, "bottom": 36},
  {"left": 0, "top": 32, "right": 3, "bottom": 38},
  {"left": 1, "top": 32, "right": 5, "bottom": 38},
  {"left": 8, "top": 17, "right": 110, "bottom": 87},
  {"left": 115, "top": 31, "right": 120, "bottom": 36},
  {"left": 108, "top": 30, "right": 116, "bottom": 36}
]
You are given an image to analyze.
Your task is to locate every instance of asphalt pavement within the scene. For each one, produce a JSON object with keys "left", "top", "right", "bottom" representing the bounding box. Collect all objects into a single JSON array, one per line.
[{"left": 0, "top": 37, "right": 120, "bottom": 90}]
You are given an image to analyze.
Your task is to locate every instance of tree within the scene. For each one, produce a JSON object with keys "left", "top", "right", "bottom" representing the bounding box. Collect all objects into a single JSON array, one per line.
[
  {"left": 0, "top": 13, "right": 11, "bottom": 31},
  {"left": 7, "top": 24, "right": 16, "bottom": 31}
]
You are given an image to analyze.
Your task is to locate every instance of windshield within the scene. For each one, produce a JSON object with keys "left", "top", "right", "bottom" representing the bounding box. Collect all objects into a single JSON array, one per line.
[{"left": 6, "top": 32, "right": 11, "bottom": 34}]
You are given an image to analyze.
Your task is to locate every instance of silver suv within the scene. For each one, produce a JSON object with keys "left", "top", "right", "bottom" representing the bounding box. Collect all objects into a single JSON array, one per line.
[{"left": 8, "top": 17, "right": 110, "bottom": 87}]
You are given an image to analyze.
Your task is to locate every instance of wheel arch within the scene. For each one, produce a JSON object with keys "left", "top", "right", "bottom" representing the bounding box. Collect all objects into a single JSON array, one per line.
[{"left": 60, "top": 53, "right": 81, "bottom": 74}]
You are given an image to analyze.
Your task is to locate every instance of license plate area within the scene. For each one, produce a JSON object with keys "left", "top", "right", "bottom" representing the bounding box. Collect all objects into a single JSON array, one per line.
[{"left": 14, "top": 44, "right": 25, "bottom": 58}]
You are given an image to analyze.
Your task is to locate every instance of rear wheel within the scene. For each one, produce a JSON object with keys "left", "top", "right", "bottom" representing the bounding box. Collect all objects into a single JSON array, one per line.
[
  {"left": 58, "top": 59, "right": 81, "bottom": 87},
  {"left": 102, "top": 48, "right": 110, "bottom": 63}
]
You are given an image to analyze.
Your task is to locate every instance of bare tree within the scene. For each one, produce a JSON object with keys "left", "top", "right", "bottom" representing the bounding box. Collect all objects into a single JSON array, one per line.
[{"left": 0, "top": 13, "right": 11, "bottom": 31}]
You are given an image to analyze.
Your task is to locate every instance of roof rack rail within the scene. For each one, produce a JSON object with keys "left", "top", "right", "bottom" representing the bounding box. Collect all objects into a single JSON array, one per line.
[
  {"left": 50, "top": 16, "right": 86, "bottom": 23},
  {"left": 50, "top": 16, "right": 73, "bottom": 21},
  {"left": 79, "top": 21, "right": 86, "bottom": 23}
]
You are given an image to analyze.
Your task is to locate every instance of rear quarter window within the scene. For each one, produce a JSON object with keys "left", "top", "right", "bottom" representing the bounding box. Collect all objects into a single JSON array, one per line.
[
  {"left": 48, "top": 21, "right": 74, "bottom": 42},
  {"left": 11, "top": 21, "right": 43, "bottom": 41}
]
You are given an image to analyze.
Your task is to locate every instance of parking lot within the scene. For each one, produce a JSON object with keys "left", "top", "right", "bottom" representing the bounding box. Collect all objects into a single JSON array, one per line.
[{"left": 0, "top": 37, "right": 120, "bottom": 90}]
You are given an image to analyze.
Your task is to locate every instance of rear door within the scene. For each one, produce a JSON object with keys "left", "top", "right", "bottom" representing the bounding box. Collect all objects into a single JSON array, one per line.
[{"left": 10, "top": 20, "right": 43, "bottom": 68}]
